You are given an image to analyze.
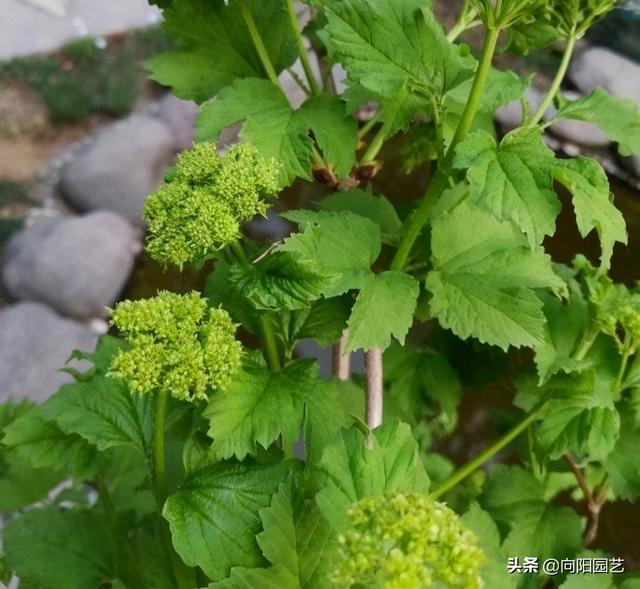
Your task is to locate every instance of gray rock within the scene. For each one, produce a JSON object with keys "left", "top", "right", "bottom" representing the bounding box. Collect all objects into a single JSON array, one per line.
[
  {"left": 546, "top": 91, "right": 610, "bottom": 148},
  {"left": 60, "top": 114, "right": 175, "bottom": 223},
  {"left": 569, "top": 47, "right": 640, "bottom": 103},
  {"left": 155, "top": 94, "right": 199, "bottom": 151},
  {"left": 2, "top": 211, "right": 140, "bottom": 318},
  {"left": 494, "top": 87, "right": 545, "bottom": 132},
  {"left": 0, "top": 302, "right": 98, "bottom": 403}
]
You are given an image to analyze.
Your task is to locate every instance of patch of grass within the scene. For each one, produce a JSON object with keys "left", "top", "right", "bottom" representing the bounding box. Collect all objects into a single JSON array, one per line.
[{"left": 0, "top": 27, "right": 173, "bottom": 124}]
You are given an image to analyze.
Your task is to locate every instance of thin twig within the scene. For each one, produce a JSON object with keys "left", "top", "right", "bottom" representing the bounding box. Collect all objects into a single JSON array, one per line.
[
  {"left": 332, "top": 329, "right": 351, "bottom": 381},
  {"left": 565, "top": 453, "right": 607, "bottom": 547}
]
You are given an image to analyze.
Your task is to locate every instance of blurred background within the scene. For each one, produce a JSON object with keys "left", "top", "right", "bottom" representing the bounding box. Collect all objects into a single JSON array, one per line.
[{"left": 1, "top": 0, "right": 640, "bottom": 569}]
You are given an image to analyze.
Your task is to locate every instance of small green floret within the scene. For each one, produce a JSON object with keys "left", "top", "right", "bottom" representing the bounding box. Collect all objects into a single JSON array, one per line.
[
  {"left": 108, "top": 291, "right": 242, "bottom": 402},
  {"left": 333, "top": 493, "right": 484, "bottom": 589},
  {"left": 144, "top": 142, "right": 279, "bottom": 267}
]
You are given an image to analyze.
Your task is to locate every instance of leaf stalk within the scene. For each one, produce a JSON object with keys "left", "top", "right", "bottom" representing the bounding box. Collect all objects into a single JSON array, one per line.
[
  {"left": 389, "top": 25, "right": 500, "bottom": 271},
  {"left": 238, "top": 0, "right": 280, "bottom": 86},
  {"left": 430, "top": 406, "right": 544, "bottom": 500},
  {"left": 284, "top": 0, "right": 321, "bottom": 95},
  {"left": 528, "top": 33, "right": 578, "bottom": 126}
]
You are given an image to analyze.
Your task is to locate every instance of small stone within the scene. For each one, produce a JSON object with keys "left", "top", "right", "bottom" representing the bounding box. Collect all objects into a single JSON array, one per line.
[
  {"left": 0, "top": 302, "right": 98, "bottom": 403},
  {"left": 2, "top": 211, "right": 140, "bottom": 318},
  {"left": 155, "top": 94, "right": 199, "bottom": 151},
  {"left": 59, "top": 114, "right": 175, "bottom": 223},
  {"left": 569, "top": 47, "right": 640, "bottom": 103}
]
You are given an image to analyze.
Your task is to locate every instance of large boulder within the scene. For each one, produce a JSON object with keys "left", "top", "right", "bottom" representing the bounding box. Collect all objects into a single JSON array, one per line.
[
  {"left": 0, "top": 302, "right": 98, "bottom": 403},
  {"left": 2, "top": 211, "right": 140, "bottom": 318},
  {"left": 155, "top": 94, "right": 199, "bottom": 151},
  {"left": 569, "top": 47, "right": 640, "bottom": 103},
  {"left": 59, "top": 114, "right": 175, "bottom": 223}
]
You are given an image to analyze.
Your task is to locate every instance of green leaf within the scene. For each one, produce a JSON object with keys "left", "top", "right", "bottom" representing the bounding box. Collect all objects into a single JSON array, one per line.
[
  {"left": 323, "top": 0, "right": 471, "bottom": 100},
  {"left": 41, "top": 376, "right": 155, "bottom": 459},
  {"left": 163, "top": 459, "right": 292, "bottom": 580},
  {"left": 204, "top": 360, "right": 349, "bottom": 463},
  {"left": 517, "top": 370, "right": 620, "bottom": 461},
  {"left": 205, "top": 258, "right": 260, "bottom": 334},
  {"left": 0, "top": 451, "right": 64, "bottom": 512},
  {"left": 534, "top": 276, "right": 591, "bottom": 384},
  {"left": 383, "top": 343, "right": 461, "bottom": 428},
  {"left": 299, "top": 95, "right": 358, "bottom": 178},
  {"left": 131, "top": 516, "right": 180, "bottom": 589},
  {"left": 552, "top": 157, "right": 627, "bottom": 270},
  {"left": 346, "top": 271, "right": 419, "bottom": 352},
  {"left": 279, "top": 210, "right": 381, "bottom": 297},
  {"left": 4, "top": 508, "right": 117, "bottom": 589},
  {"left": 425, "top": 200, "right": 564, "bottom": 351},
  {"left": 460, "top": 504, "right": 517, "bottom": 589},
  {"left": 314, "top": 421, "right": 430, "bottom": 530},
  {"left": 445, "top": 69, "right": 529, "bottom": 115},
  {"left": 555, "top": 87, "right": 640, "bottom": 156},
  {"left": 602, "top": 412, "right": 640, "bottom": 501},
  {"left": 146, "top": 0, "right": 296, "bottom": 102},
  {"left": 316, "top": 188, "right": 402, "bottom": 244},
  {"left": 197, "top": 83, "right": 358, "bottom": 186},
  {"left": 211, "top": 482, "right": 335, "bottom": 589},
  {"left": 2, "top": 405, "right": 94, "bottom": 476},
  {"left": 291, "top": 296, "right": 351, "bottom": 347},
  {"left": 480, "top": 465, "right": 583, "bottom": 561},
  {"left": 229, "top": 252, "right": 325, "bottom": 311},
  {"left": 454, "top": 127, "right": 560, "bottom": 248},
  {"left": 197, "top": 78, "right": 313, "bottom": 186}
]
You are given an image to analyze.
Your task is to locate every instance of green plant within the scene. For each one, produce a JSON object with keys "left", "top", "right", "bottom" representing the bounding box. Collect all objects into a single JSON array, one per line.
[
  {"left": 2, "top": 1, "right": 640, "bottom": 588},
  {"left": 0, "top": 29, "right": 172, "bottom": 123}
]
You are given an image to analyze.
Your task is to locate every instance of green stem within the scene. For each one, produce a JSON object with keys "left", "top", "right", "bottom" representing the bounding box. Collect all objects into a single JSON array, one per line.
[
  {"left": 230, "top": 242, "right": 282, "bottom": 371},
  {"left": 239, "top": 0, "right": 280, "bottom": 86},
  {"left": 358, "top": 111, "right": 383, "bottom": 140},
  {"left": 284, "top": 0, "right": 320, "bottom": 95},
  {"left": 446, "top": 0, "right": 480, "bottom": 42},
  {"left": 528, "top": 33, "right": 577, "bottom": 126},
  {"left": 614, "top": 340, "right": 632, "bottom": 397},
  {"left": 446, "top": 25, "right": 500, "bottom": 153},
  {"left": 430, "top": 407, "right": 544, "bottom": 500},
  {"left": 389, "top": 25, "right": 500, "bottom": 271},
  {"left": 259, "top": 314, "right": 282, "bottom": 371},
  {"left": 575, "top": 326, "right": 598, "bottom": 362},
  {"left": 360, "top": 122, "right": 389, "bottom": 164},
  {"left": 153, "top": 387, "right": 169, "bottom": 506}
]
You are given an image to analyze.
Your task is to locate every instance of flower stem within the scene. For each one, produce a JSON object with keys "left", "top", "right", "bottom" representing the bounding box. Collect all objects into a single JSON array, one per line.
[
  {"left": 430, "top": 406, "right": 544, "bottom": 500},
  {"left": 446, "top": 0, "right": 480, "bottom": 42},
  {"left": 389, "top": 25, "right": 500, "bottom": 271},
  {"left": 284, "top": 0, "right": 320, "bottom": 95},
  {"left": 153, "top": 387, "right": 169, "bottom": 505},
  {"left": 528, "top": 33, "right": 577, "bottom": 126},
  {"left": 239, "top": 0, "right": 280, "bottom": 86}
]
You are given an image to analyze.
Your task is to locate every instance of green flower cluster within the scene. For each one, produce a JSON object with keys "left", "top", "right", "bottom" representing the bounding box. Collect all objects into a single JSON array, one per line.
[
  {"left": 575, "top": 256, "right": 640, "bottom": 353},
  {"left": 144, "top": 142, "right": 279, "bottom": 268},
  {"left": 333, "top": 493, "right": 484, "bottom": 589},
  {"left": 108, "top": 291, "right": 242, "bottom": 402}
]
